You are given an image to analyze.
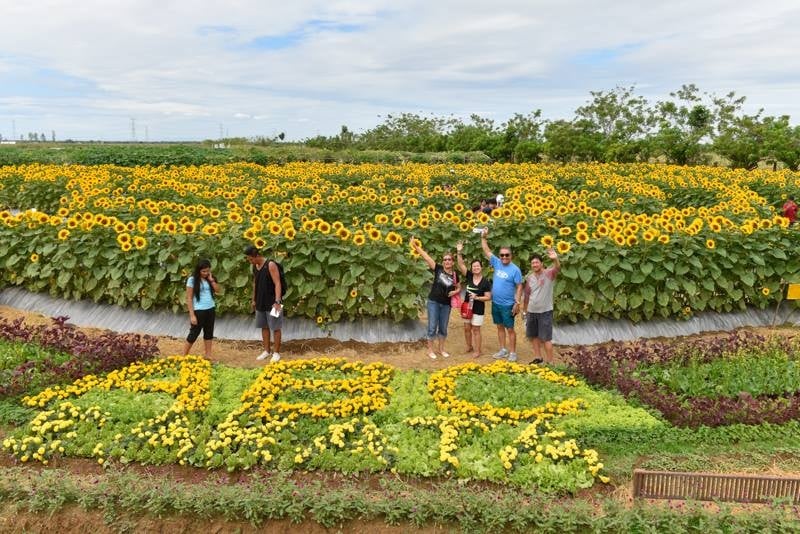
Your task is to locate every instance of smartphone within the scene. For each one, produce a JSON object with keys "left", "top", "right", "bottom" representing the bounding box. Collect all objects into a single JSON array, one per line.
[{"left": 472, "top": 227, "right": 485, "bottom": 234}]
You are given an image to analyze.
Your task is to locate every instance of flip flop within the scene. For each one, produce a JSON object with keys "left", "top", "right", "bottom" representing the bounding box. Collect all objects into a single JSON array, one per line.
[
  {"left": 441, "top": 351, "right": 450, "bottom": 358},
  {"left": 428, "top": 352, "right": 438, "bottom": 360}
]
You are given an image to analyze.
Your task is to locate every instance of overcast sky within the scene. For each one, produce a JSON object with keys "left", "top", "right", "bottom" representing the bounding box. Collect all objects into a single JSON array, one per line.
[{"left": 1, "top": 1, "right": 799, "bottom": 142}]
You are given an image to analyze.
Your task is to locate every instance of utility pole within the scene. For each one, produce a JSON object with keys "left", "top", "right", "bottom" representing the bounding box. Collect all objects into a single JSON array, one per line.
[
  {"left": 12, "top": 120, "right": 16, "bottom": 140},
  {"left": 219, "top": 123, "right": 224, "bottom": 140},
  {"left": 130, "top": 118, "right": 136, "bottom": 142},
  {"left": 145, "top": 125, "right": 149, "bottom": 143}
]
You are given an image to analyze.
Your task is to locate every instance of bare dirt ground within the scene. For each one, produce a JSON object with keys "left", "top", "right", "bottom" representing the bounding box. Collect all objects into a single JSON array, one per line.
[{"left": 0, "top": 304, "right": 573, "bottom": 370}]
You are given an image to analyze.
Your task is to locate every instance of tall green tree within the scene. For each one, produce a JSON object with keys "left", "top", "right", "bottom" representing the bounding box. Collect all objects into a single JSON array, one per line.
[
  {"left": 652, "top": 84, "right": 713, "bottom": 165},
  {"left": 574, "top": 85, "right": 654, "bottom": 162}
]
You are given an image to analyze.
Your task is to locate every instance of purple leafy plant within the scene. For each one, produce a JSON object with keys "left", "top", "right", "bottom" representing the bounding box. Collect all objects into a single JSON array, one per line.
[{"left": 564, "top": 330, "right": 800, "bottom": 428}]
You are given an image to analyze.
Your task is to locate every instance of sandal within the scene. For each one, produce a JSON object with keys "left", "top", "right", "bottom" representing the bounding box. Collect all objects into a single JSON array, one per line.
[
  {"left": 428, "top": 352, "right": 438, "bottom": 360},
  {"left": 441, "top": 351, "right": 450, "bottom": 358}
]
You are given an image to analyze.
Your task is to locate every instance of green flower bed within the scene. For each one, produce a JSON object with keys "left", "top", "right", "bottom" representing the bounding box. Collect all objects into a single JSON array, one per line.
[{"left": 1, "top": 356, "right": 668, "bottom": 494}]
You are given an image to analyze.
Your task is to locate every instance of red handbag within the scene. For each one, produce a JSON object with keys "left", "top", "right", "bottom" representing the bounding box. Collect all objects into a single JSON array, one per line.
[{"left": 460, "top": 299, "right": 473, "bottom": 319}]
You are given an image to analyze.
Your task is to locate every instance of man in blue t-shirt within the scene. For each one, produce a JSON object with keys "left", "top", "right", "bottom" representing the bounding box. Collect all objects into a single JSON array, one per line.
[{"left": 480, "top": 228, "right": 523, "bottom": 362}]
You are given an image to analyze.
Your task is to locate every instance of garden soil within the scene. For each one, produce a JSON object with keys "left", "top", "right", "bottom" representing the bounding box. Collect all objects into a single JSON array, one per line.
[{"left": 1, "top": 304, "right": 798, "bottom": 533}]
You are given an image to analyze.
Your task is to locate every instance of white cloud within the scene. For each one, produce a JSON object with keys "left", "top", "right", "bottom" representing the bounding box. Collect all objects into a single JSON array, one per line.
[{"left": 0, "top": 1, "right": 799, "bottom": 140}]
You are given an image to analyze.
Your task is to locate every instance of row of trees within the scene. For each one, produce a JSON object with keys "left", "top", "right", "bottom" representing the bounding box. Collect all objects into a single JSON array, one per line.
[
  {"left": 0, "top": 132, "right": 56, "bottom": 143},
  {"left": 304, "top": 85, "right": 800, "bottom": 169}
]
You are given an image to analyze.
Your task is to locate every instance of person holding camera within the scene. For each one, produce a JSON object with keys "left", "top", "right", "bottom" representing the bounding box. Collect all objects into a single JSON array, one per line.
[{"left": 480, "top": 228, "right": 523, "bottom": 362}]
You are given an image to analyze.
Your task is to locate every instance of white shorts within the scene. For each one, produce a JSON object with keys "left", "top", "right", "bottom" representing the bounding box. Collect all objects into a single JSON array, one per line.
[{"left": 463, "top": 314, "right": 485, "bottom": 327}]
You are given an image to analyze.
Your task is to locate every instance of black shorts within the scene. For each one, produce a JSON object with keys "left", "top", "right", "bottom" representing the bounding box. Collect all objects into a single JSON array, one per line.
[
  {"left": 187, "top": 308, "right": 215, "bottom": 342},
  {"left": 525, "top": 310, "right": 553, "bottom": 342}
]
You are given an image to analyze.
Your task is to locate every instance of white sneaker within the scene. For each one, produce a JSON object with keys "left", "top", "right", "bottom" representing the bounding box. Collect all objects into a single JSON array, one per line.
[
  {"left": 270, "top": 352, "right": 281, "bottom": 363},
  {"left": 507, "top": 352, "right": 518, "bottom": 363},
  {"left": 492, "top": 348, "right": 509, "bottom": 359},
  {"left": 256, "top": 350, "right": 269, "bottom": 361}
]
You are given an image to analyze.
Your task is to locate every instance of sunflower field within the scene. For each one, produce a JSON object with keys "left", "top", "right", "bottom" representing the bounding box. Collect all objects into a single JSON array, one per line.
[{"left": 0, "top": 161, "right": 799, "bottom": 324}]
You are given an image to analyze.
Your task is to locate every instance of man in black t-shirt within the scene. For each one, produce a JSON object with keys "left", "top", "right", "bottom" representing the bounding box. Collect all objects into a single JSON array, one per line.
[{"left": 244, "top": 245, "right": 284, "bottom": 363}]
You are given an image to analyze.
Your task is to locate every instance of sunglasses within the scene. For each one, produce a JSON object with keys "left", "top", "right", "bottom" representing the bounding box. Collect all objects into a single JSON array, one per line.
[
  {"left": 443, "top": 257, "right": 453, "bottom": 261},
  {"left": 499, "top": 253, "right": 511, "bottom": 258}
]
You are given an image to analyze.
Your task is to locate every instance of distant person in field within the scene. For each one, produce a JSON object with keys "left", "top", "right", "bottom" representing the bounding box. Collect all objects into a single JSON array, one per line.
[
  {"left": 244, "top": 245, "right": 284, "bottom": 363},
  {"left": 456, "top": 241, "right": 492, "bottom": 358},
  {"left": 411, "top": 238, "right": 460, "bottom": 360},
  {"left": 480, "top": 228, "right": 523, "bottom": 362},
  {"left": 482, "top": 198, "right": 498, "bottom": 214},
  {"left": 523, "top": 249, "right": 561, "bottom": 365},
  {"left": 183, "top": 259, "right": 220, "bottom": 358},
  {"left": 783, "top": 196, "right": 798, "bottom": 224}
]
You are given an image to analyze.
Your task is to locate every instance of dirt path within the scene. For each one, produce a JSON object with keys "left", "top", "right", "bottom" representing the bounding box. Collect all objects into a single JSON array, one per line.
[{"left": 0, "top": 304, "right": 569, "bottom": 370}]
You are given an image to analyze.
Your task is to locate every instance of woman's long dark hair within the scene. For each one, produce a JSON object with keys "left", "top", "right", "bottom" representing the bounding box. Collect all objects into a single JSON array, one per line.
[{"left": 191, "top": 259, "right": 214, "bottom": 302}]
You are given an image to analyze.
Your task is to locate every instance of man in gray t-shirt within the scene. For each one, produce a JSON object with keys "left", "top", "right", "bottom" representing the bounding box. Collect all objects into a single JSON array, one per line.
[{"left": 523, "top": 248, "right": 560, "bottom": 365}]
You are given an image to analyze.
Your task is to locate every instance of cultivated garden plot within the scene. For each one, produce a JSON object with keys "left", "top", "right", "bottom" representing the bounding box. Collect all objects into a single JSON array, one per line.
[
  {"left": 2, "top": 160, "right": 800, "bottom": 530},
  {"left": 1, "top": 316, "right": 800, "bottom": 532},
  {"left": 1, "top": 162, "right": 800, "bottom": 327}
]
